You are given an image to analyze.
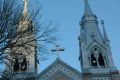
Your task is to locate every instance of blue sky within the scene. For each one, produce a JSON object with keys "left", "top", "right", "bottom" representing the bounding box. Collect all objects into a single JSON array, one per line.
[{"left": 28, "top": 0, "right": 120, "bottom": 72}]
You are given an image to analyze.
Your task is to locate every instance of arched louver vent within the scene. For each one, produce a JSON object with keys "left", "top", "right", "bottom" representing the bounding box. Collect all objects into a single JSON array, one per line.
[
  {"left": 91, "top": 54, "right": 97, "bottom": 67},
  {"left": 13, "top": 59, "right": 19, "bottom": 72},
  {"left": 21, "top": 58, "right": 27, "bottom": 71}
]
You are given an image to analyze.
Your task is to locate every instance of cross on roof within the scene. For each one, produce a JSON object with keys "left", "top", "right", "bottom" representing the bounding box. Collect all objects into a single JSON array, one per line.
[{"left": 51, "top": 45, "right": 65, "bottom": 59}]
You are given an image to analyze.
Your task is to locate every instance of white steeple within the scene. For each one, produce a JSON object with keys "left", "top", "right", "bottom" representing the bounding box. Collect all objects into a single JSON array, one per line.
[
  {"left": 23, "top": 0, "right": 29, "bottom": 17},
  {"left": 79, "top": 1, "right": 117, "bottom": 78},
  {"left": 4, "top": 0, "right": 37, "bottom": 79},
  {"left": 18, "top": 0, "right": 30, "bottom": 30}
]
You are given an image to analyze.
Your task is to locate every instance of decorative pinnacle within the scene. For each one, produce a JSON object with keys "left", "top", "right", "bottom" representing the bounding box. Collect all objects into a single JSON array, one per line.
[
  {"left": 84, "top": 0, "right": 93, "bottom": 16},
  {"left": 23, "top": 0, "right": 29, "bottom": 17},
  {"left": 101, "top": 20, "right": 109, "bottom": 41}
]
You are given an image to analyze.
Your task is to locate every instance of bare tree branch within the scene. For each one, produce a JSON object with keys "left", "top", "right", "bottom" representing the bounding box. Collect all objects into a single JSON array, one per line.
[{"left": 0, "top": 0, "right": 58, "bottom": 79}]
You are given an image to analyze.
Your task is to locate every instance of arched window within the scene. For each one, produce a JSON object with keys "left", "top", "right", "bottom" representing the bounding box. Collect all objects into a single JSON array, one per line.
[
  {"left": 21, "top": 58, "right": 27, "bottom": 71},
  {"left": 91, "top": 54, "right": 97, "bottom": 67},
  {"left": 98, "top": 53, "right": 105, "bottom": 67},
  {"left": 13, "top": 54, "right": 28, "bottom": 72},
  {"left": 13, "top": 58, "right": 19, "bottom": 72},
  {"left": 89, "top": 46, "right": 106, "bottom": 68}
]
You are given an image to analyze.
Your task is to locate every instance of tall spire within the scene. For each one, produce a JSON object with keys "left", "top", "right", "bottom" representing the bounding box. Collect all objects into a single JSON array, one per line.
[
  {"left": 101, "top": 20, "right": 109, "bottom": 41},
  {"left": 23, "top": 0, "right": 29, "bottom": 17},
  {"left": 84, "top": 0, "right": 93, "bottom": 16}
]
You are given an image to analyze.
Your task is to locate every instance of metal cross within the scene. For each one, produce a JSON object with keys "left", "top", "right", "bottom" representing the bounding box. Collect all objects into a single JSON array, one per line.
[{"left": 51, "top": 45, "right": 65, "bottom": 58}]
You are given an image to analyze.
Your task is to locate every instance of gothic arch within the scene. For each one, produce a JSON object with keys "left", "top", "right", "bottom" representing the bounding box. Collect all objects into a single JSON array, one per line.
[
  {"left": 13, "top": 58, "right": 19, "bottom": 72},
  {"left": 13, "top": 53, "right": 28, "bottom": 73},
  {"left": 88, "top": 45, "right": 107, "bottom": 68}
]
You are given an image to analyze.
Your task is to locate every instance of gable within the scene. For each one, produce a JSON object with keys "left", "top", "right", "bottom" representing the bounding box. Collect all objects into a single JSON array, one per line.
[
  {"left": 37, "top": 58, "right": 81, "bottom": 80},
  {"left": 50, "top": 71, "right": 71, "bottom": 80},
  {"left": 86, "top": 40, "right": 105, "bottom": 51}
]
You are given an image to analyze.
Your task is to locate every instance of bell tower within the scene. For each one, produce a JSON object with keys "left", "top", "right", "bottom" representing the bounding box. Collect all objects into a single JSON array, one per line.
[
  {"left": 79, "top": 0, "right": 119, "bottom": 79},
  {"left": 5, "top": 0, "right": 37, "bottom": 79}
]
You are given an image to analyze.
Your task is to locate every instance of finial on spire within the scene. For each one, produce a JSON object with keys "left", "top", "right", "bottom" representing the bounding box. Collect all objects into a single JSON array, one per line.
[
  {"left": 23, "top": 0, "right": 29, "bottom": 17},
  {"left": 101, "top": 20, "right": 109, "bottom": 41},
  {"left": 84, "top": 0, "right": 93, "bottom": 16}
]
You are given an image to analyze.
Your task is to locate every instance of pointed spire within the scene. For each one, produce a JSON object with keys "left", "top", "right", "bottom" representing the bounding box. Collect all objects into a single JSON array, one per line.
[
  {"left": 101, "top": 20, "right": 109, "bottom": 41},
  {"left": 84, "top": 0, "right": 93, "bottom": 16},
  {"left": 23, "top": 0, "right": 29, "bottom": 17}
]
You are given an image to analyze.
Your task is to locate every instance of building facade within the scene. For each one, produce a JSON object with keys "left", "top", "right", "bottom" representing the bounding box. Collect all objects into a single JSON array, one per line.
[
  {"left": 4, "top": 0, "right": 120, "bottom": 80},
  {"left": 38, "top": 0, "right": 120, "bottom": 80},
  {"left": 37, "top": 58, "right": 81, "bottom": 80}
]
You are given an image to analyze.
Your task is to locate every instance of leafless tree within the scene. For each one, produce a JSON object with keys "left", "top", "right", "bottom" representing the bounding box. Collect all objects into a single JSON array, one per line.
[{"left": 0, "top": 0, "right": 57, "bottom": 79}]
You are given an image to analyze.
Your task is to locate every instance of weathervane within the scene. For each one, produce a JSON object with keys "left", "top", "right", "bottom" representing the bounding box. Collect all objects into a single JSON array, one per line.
[{"left": 51, "top": 45, "right": 65, "bottom": 58}]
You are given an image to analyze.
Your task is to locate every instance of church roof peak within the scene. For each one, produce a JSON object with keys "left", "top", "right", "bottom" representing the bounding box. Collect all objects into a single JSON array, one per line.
[
  {"left": 84, "top": 0, "right": 93, "bottom": 16},
  {"left": 37, "top": 58, "right": 81, "bottom": 79}
]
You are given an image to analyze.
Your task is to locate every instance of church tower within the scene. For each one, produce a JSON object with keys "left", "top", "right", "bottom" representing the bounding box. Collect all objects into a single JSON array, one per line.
[
  {"left": 79, "top": 0, "right": 119, "bottom": 79},
  {"left": 5, "top": 0, "right": 37, "bottom": 79}
]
